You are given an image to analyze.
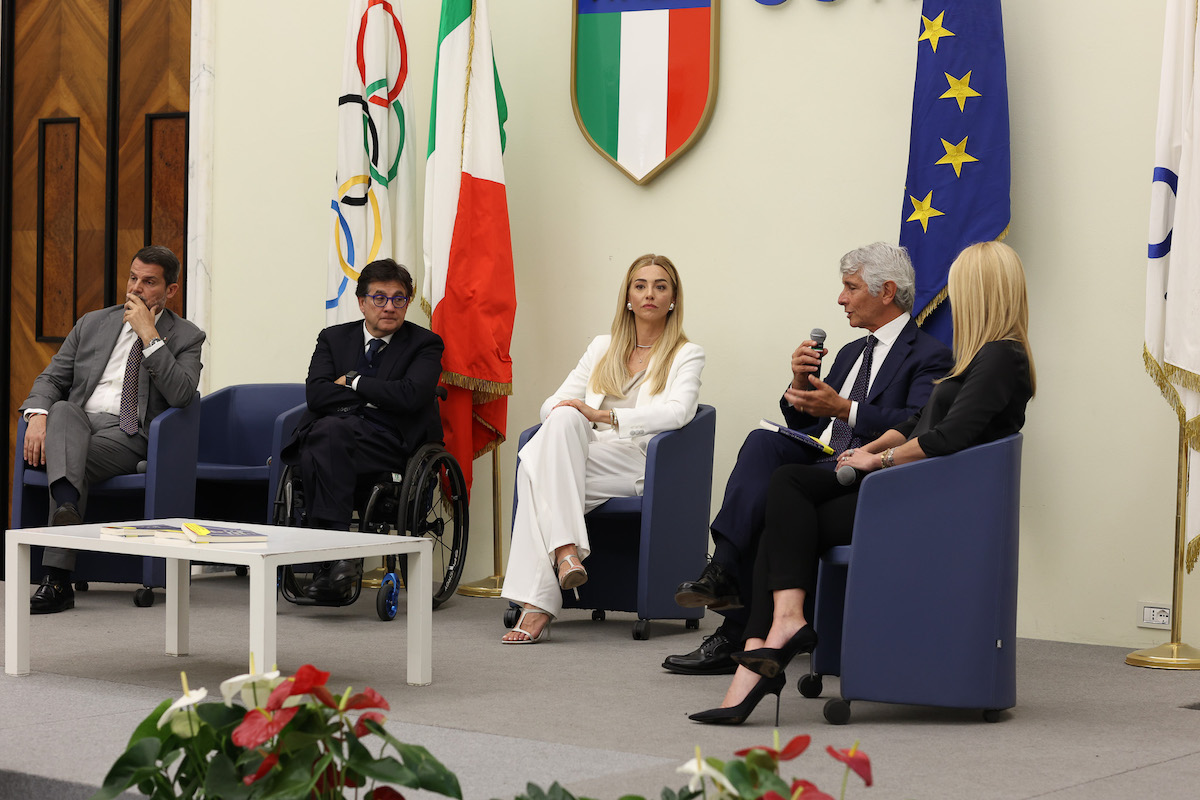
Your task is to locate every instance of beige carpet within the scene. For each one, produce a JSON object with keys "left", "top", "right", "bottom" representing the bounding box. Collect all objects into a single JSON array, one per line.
[{"left": 3, "top": 571, "right": 1200, "bottom": 799}]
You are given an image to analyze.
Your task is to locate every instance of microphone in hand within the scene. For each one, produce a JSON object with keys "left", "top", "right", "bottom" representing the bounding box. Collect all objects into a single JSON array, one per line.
[{"left": 836, "top": 464, "right": 859, "bottom": 486}]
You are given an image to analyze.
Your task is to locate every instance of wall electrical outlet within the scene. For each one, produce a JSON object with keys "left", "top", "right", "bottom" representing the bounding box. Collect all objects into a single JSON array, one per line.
[{"left": 1138, "top": 603, "right": 1171, "bottom": 630}]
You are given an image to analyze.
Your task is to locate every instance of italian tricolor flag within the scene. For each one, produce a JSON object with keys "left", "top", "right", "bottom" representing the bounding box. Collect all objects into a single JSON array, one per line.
[
  {"left": 422, "top": 0, "right": 515, "bottom": 495},
  {"left": 574, "top": 0, "right": 715, "bottom": 183}
]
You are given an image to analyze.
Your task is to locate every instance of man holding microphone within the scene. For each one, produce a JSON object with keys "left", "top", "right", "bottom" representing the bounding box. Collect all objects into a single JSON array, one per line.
[{"left": 663, "top": 242, "right": 952, "bottom": 675}]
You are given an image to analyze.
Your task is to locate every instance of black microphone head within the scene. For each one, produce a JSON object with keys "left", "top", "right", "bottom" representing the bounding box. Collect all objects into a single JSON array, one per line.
[{"left": 836, "top": 465, "right": 857, "bottom": 486}]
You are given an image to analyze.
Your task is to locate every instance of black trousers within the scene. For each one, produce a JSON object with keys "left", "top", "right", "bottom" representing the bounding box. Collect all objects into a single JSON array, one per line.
[
  {"left": 298, "top": 415, "right": 406, "bottom": 529},
  {"left": 743, "top": 464, "right": 860, "bottom": 640},
  {"left": 708, "top": 429, "right": 830, "bottom": 629}
]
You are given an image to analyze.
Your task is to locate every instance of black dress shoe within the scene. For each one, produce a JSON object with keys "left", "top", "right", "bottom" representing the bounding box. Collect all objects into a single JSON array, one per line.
[
  {"left": 304, "top": 563, "right": 341, "bottom": 601},
  {"left": 662, "top": 630, "right": 738, "bottom": 675},
  {"left": 50, "top": 503, "right": 82, "bottom": 526},
  {"left": 674, "top": 560, "right": 741, "bottom": 610},
  {"left": 31, "top": 575, "right": 75, "bottom": 614},
  {"left": 328, "top": 559, "right": 363, "bottom": 592}
]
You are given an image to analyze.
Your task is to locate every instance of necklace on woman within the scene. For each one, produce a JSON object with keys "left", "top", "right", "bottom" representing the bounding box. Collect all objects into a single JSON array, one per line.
[{"left": 632, "top": 342, "right": 652, "bottom": 365}]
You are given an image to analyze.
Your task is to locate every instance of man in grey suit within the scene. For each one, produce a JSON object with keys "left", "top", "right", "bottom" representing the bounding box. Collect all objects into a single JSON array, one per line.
[{"left": 19, "top": 245, "right": 205, "bottom": 613}]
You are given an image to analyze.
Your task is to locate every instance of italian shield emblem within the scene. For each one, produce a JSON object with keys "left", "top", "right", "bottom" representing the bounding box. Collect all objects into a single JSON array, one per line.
[{"left": 572, "top": 0, "right": 720, "bottom": 185}]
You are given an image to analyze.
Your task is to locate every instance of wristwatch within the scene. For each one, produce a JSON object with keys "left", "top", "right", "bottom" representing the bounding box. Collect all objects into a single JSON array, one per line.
[
  {"left": 145, "top": 337, "right": 163, "bottom": 349},
  {"left": 345, "top": 371, "right": 360, "bottom": 387}
]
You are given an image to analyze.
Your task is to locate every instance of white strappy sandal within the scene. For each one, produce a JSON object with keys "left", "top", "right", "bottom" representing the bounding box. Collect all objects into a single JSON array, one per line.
[
  {"left": 501, "top": 607, "right": 552, "bottom": 644},
  {"left": 557, "top": 553, "right": 588, "bottom": 595}
]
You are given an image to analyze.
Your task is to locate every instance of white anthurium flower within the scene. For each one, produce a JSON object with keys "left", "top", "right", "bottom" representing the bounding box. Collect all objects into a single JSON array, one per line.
[
  {"left": 157, "top": 686, "right": 208, "bottom": 738},
  {"left": 219, "top": 669, "right": 282, "bottom": 708},
  {"left": 676, "top": 747, "right": 736, "bottom": 798}
]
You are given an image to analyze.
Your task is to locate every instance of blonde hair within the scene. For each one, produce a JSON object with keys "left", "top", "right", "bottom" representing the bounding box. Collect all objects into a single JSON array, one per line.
[
  {"left": 945, "top": 241, "right": 1036, "bottom": 396},
  {"left": 590, "top": 254, "right": 689, "bottom": 397}
]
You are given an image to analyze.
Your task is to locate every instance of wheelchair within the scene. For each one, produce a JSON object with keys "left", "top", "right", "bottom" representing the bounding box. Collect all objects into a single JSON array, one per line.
[{"left": 272, "top": 441, "right": 469, "bottom": 615}]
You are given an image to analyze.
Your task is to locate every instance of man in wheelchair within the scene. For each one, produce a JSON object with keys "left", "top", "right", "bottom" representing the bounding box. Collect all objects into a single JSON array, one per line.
[{"left": 281, "top": 259, "right": 444, "bottom": 602}]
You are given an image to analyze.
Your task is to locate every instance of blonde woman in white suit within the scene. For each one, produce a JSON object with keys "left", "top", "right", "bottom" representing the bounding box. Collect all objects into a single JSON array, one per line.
[{"left": 501, "top": 254, "right": 705, "bottom": 643}]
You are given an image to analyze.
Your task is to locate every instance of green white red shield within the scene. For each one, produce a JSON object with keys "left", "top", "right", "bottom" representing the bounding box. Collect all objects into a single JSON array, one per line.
[{"left": 572, "top": 0, "right": 720, "bottom": 185}]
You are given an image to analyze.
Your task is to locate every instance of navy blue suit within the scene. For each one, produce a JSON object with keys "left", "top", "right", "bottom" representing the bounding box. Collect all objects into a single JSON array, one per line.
[
  {"left": 282, "top": 320, "right": 444, "bottom": 528},
  {"left": 709, "top": 317, "right": 952, "bottom": 630}
]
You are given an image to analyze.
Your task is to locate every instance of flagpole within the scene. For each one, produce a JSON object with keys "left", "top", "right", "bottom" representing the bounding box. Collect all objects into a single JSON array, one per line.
[
  {"left": 457, "top": 449, "right": 505, "bottom": 597},
  {"left": 1126, "top": 426, "right": 1200, "bottom": 669}
]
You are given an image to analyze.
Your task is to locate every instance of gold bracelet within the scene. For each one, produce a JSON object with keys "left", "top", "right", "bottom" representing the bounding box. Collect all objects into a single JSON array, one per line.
[
  {"left": 610, "top": 410, "right": 617, "bottom": 430},
  {"left": 884, "top": 448, "right": 895, "bottom": 468}
]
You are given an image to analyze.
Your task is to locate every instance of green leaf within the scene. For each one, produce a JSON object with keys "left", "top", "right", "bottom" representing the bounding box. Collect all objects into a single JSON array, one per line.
[
  {"left": 258, "top": 750, "right": 328, "bottom": 800},
  {"left": 89, "top": 737, "right": 162, "bottom": 799},
  {"left": 205, "top": 752, "right": 252, "bottom": 800},
  {"left": 755, "top": 771, "right": 791, "bottom": 798},
  {"left": 348, "top": 751, "right": 419, "bottom": 788},
  {"left": 722, "top": 760, "right": 758, "bottom": 799},
  {"left": 742, "top": 749, "right": 778, "bottom": 774}
]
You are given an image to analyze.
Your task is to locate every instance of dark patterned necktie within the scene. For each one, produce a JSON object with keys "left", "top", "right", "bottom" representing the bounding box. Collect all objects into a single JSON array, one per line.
[
  {"left": 826, "top": 334, "right": 878, "bottom": 457},
  {"left": 118, "top": 338, "right": 143, "bottom": 435},
  {"left": 366, "top": 338, "right": 385, "bottom": 366}
]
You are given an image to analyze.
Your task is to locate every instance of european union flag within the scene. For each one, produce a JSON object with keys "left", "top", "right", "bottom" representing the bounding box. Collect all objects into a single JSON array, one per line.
[{"left": 898, "top": 1, "right": 1011, "bottom": 346}]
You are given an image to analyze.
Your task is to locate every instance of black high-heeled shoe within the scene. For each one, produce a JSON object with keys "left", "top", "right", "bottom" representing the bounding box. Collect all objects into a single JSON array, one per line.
[
  {"left": 688, "top": 672, "right": 787, "bottom": 725},
  {"left": 732, "top": 625, "right": 818, "bottom": 679}
]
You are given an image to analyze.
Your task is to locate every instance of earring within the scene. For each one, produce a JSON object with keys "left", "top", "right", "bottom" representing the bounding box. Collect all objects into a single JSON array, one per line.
[
  {"left": 627, "top": 302, "right": 633, "bottom": 311},
  {"left": 669, "top": 302, "right": 675, "bottom": 311}
]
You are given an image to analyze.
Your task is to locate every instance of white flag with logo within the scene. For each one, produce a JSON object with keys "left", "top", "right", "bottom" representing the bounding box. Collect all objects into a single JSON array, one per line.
[
  {"left": 1147, "top": 0, "right": 1200, "bottom": 569},
  {"left": 326, "top": 0, "right": 417, "bottom": 323}
]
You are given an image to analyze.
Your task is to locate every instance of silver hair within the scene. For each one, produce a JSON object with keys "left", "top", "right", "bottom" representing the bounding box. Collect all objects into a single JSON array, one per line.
[{"left": 838, "top": 242, "right": 916, "bottom": 313}]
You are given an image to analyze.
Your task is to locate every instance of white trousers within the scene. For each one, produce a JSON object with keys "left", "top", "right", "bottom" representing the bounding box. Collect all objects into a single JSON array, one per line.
[{"left": 501, "top": 407, "right": 645, "bottom": 617}]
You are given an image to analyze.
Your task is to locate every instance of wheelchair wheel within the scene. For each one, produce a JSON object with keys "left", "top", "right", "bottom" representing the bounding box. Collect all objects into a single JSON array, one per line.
[
  {"left": 398, "top": 444, "right": 469, "bottom": 609},
  {"left": 272, "top": 464, "right": 303, "bottom": 526}
]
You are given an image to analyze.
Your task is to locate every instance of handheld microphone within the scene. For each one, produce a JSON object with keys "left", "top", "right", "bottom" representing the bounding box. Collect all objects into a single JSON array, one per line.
[
  {"left": 804, "top": 327, "right": 827, "bottom": 390},
  {"left": 836, "top": 465, "right": 858, "bottom": 486}
]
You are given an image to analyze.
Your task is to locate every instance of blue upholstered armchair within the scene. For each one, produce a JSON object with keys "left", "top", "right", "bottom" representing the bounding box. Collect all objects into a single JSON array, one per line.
[
  {"left": 511, "top": 403, "right": 717, "bottom": 639},
  {"left": 804, "top": 433, "right": 1023, "bottom": 724},
  {"left": 10, "top": 393, "right": 202, "bottom": 601},
  {"left": 195, "top": 383, "right": 306, "bottom": 523}
]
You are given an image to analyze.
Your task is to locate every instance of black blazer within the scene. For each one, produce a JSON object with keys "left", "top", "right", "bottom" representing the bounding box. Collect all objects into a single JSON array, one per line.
[
  {"left": 780, "top": 317, "right": 953, "bottom": 442},
  {"left": 283, "top": 319, "right": 444, "bottom": 461}
]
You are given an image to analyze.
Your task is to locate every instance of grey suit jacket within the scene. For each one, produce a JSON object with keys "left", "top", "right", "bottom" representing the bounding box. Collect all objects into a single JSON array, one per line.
[{"left": 20, "top": 305, "right": 206, "bottom": 430}]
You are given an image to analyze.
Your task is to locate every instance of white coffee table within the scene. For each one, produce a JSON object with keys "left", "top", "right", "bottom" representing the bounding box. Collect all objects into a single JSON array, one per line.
[{"left": 4, "top": 519, "right": 433, "bottom": 684}]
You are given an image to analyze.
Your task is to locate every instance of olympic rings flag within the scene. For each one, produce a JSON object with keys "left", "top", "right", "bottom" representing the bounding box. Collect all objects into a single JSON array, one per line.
[
  {"left": 422, "top": 0, "right": 516, "bottom": 495},
  {"left": 1146, "top": 0, "right": 1200, "bottom": 569},
  {"left": 327, "top": 0, "right": 418, "bottom": 323}
]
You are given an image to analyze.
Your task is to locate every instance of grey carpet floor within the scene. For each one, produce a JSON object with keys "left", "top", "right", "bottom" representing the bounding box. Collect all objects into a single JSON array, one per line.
[{"left": 3, "top": 572, "right": 1200, "bottom": 799}]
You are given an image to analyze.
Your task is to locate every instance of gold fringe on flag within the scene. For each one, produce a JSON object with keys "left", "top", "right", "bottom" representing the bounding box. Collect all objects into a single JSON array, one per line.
[
  {"left": 912, "top": 226, "right": 1011, "bottom": 329},
  {"left": 440, "top": 369, "right": 513, "bottom": 398},
  {"left": 914, "top": 286, "right": 948, "bottom": 328},
  {"left": 1145, "top": 345, "right": 1200, "bottom": 574}
]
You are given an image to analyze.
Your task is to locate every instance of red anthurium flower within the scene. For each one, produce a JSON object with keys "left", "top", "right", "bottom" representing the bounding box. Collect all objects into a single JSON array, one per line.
[
  {"left": 354, "top": 711, "right": 387, "bottom": 738},
  {"left": 826, "top": 744, "right": 873, "bottom": 786},
  {"left": 231, "top": 706, "right": 299, "bottom": 748},
  {"left": 734, "top": 734, "right": 811, "bottom": 761},
  {"left": 369, "top": 787, "right": 407, "bottom": 800},
  {"left": 311, "top": 684, "right": 339, "bottom": 709},
  {"left": 344, "top": 687, "right": 390, "bottom": 711},
  {"left": 291, "top": 664, "right": 331, "bottom": 693},
  {"left": 242, "top": 752, "right": 279, "bottom": 786},
  {"left": 760, "top": 793, "right": 787, "bottom": 800},
  {"left": 790, "top": 779, "right": 835, "bottom": 800}
]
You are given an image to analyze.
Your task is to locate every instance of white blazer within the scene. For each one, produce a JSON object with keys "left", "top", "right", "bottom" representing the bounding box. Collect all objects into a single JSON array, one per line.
[{"left": 539, "top": 335, "right": 706, "bottom": 455}]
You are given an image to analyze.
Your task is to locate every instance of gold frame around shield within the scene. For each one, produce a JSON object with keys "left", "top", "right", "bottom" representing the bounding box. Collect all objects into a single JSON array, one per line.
[{"left": 569, "top": 0, "right": 721, "bottom": 186}]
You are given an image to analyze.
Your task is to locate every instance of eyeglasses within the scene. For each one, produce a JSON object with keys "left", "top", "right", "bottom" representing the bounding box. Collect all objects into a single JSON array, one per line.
[{"left": 367, "top": 293, "right": 409, "bottom": 308}]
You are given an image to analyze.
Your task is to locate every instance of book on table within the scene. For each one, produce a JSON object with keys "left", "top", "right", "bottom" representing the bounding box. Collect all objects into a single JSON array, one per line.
[
  {"left": 168, "top": 522, "right": 269, "bottom": 544},
  {"left": 758, "top": 419, "right": 836, "bottom": 456},
  {"left": 100, "top": 523, "right": 184, "bottom": 538}
]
